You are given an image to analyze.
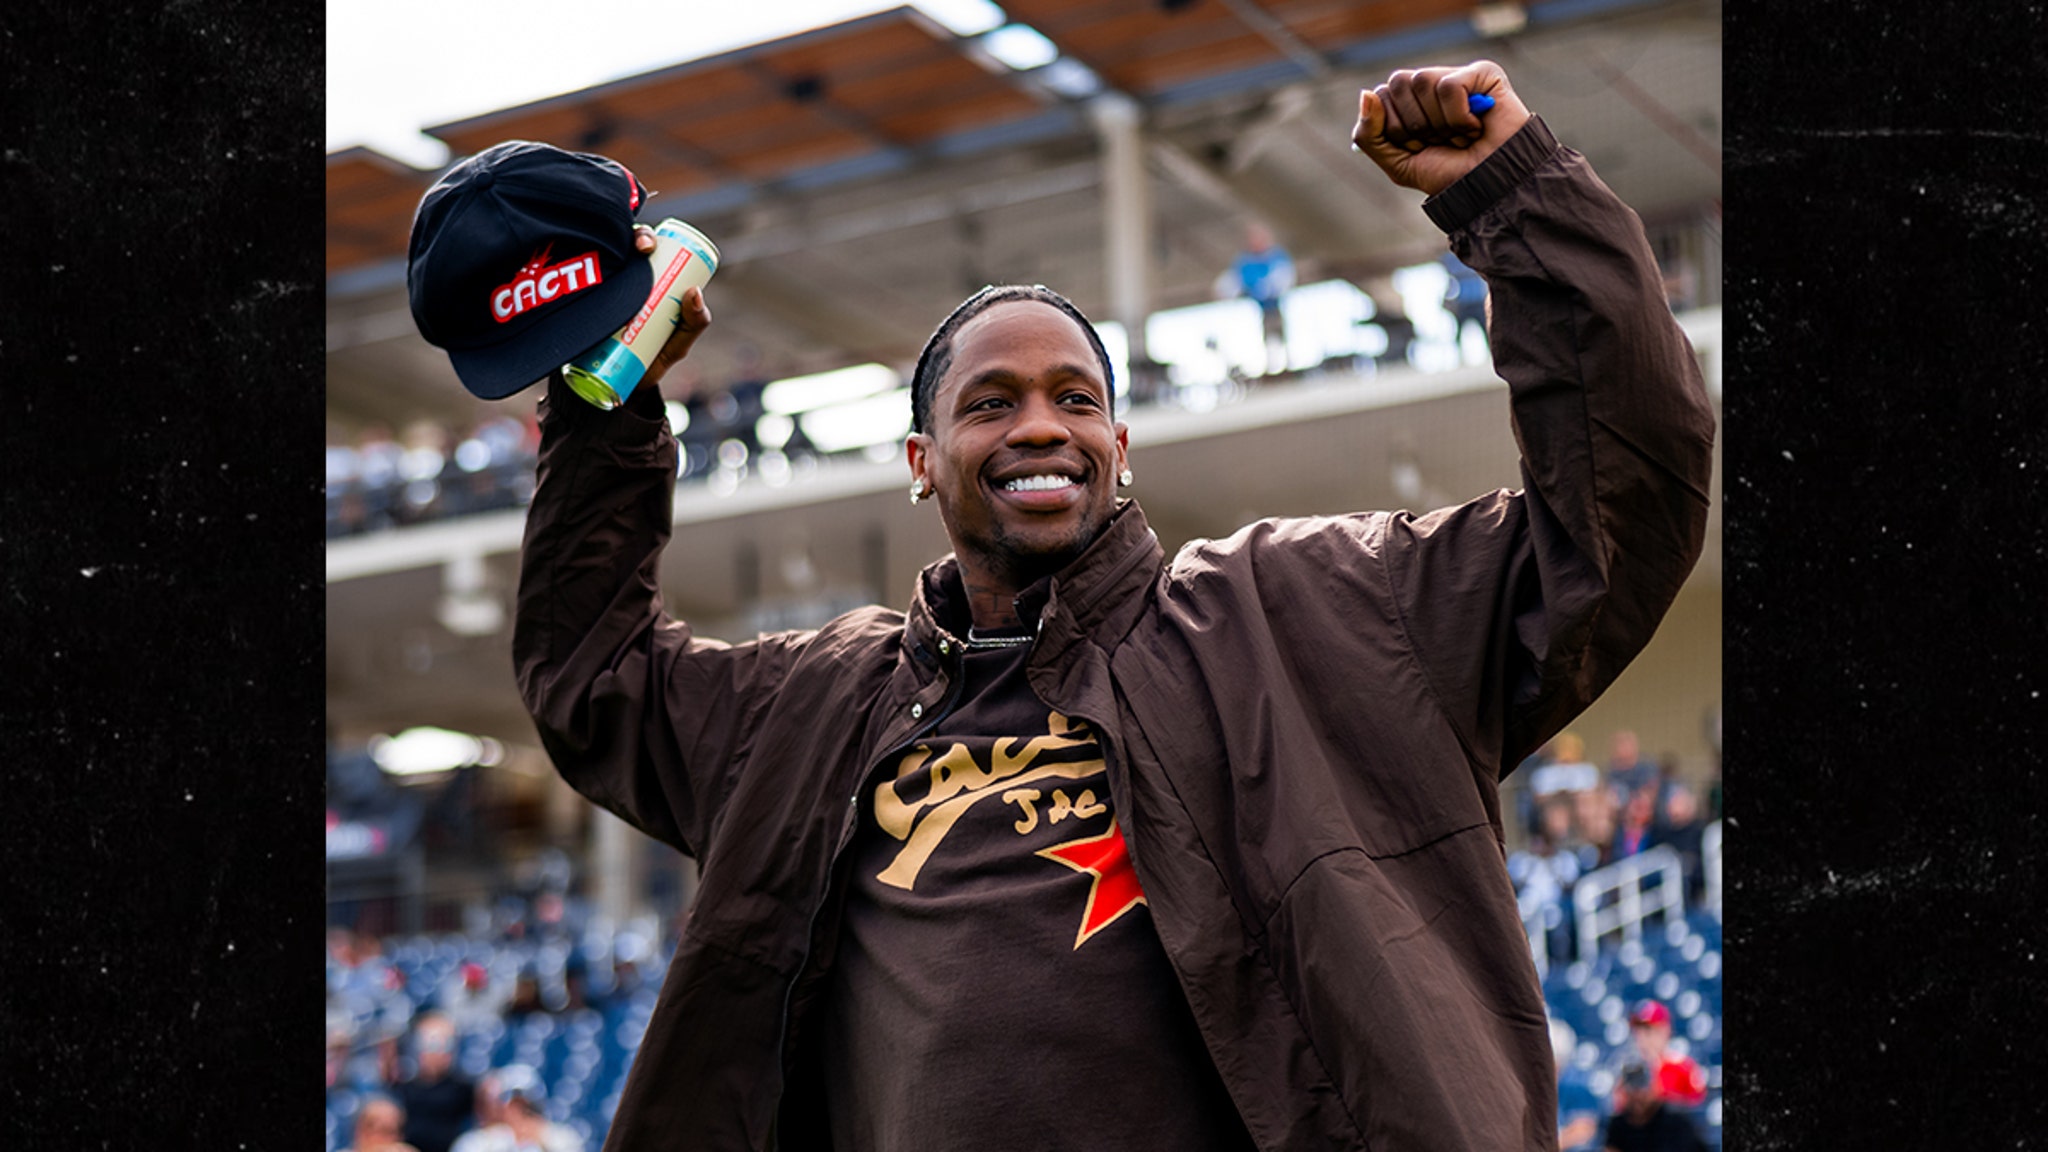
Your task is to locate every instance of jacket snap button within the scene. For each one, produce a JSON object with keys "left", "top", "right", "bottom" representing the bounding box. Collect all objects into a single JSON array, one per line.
[
  {"left": 938, "top": 639, "right": 950, "bottom": 655},
  {"left": 911, "top": 702, "right": 924, "bottom": 718}
]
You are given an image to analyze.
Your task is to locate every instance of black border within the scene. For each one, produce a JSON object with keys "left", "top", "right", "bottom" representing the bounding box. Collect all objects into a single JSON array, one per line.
[
  {"left": 9, "top": 0, "right": 2043, "bottom": 1143},
  {"left": 1721, "top": 0, "right": 2048, "bottom": 1142},
  {"left": 0, "top": 2, "right": 327, "bottom": 1146}
]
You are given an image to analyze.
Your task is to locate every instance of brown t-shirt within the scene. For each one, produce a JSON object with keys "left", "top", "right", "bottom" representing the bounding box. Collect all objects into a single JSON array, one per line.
[{"left": 821, "top": 637, "right": 1254, "bottom": 1151}]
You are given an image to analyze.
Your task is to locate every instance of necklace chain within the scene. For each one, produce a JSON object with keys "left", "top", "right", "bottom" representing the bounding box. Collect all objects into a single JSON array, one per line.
[{"left": 964, "top": 627, "right": 1034, "bottom": 649}]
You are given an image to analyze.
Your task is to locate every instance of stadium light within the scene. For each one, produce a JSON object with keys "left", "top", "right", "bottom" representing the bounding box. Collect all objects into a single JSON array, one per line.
[
  {"left": 979, "top": 23, "right": 1060, "bottom": 71},
  {"left": 1037, "top": 58, "right": 1104, "bottom": 99},
  {"left": 798, "top": 388, "right": 915, "bottom": 454},
  {"left": 761, "top": 362, "right": 900, "bottom": 416},
  {"left": 756, "top": 412, "right": 796, "bottom": 451},
  {"left": 916, "top": 0, "right": 1006, "bottom": 37},
  {"left": 370, "top": 726, "right": 504, "bottom": 779},
  {"left": 1470, "top": 2, "right": 1528, "bottom": 37}
]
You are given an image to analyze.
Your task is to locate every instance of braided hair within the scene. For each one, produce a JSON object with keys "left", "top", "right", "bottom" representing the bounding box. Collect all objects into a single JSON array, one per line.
[{"left": 909, "top": 284, "right": 1115, "bottom": 435}]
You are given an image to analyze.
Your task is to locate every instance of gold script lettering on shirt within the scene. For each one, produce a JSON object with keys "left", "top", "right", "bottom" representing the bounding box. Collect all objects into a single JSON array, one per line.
[{"left": 871, "top": 712, "right": 1102, "bottom": 890}]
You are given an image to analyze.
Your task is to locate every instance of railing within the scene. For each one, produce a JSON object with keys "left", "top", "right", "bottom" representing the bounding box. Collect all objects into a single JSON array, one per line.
[
  {"left": 1702, "top": 819, "right": 1722, "bottom": 917},
  {"left": 1574, "top": 844, "right": 1686, "bottom": 960},
  {"left": 1523, "top": 900, "right": 1550, "bottom": 980}
]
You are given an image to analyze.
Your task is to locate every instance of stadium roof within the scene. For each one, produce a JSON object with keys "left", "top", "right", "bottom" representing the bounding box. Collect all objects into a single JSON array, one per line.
[{"left": 328, "top": 0, "right": 1719, "bottom": 433}]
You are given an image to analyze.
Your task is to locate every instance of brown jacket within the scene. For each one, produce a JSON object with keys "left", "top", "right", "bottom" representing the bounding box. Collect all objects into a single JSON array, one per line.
[{"left": 514, "top": 117, "right": 1715, "bottom": 1151}]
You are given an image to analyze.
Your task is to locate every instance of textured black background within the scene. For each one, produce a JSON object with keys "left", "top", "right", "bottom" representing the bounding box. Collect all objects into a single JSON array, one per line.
[
  {"left": 1720, "top": 0, "right": 2048, "bottom": 1145},
  {"left": 3, "top": 0, "right": 2043, "bottom": 1145},
  {"left": 0, "top": 3, "right": 327, "bottom": 1146}
]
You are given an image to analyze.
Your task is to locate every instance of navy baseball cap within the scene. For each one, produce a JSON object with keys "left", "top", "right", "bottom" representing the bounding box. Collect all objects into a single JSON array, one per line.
[{"left": 407, "top": 141, "right": 654, "bottom": 400}]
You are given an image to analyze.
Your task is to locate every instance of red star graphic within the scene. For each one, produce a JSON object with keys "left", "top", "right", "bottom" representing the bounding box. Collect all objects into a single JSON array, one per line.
[{"left": 1035, "top": 816, "right": 1148, "bottom": 949}]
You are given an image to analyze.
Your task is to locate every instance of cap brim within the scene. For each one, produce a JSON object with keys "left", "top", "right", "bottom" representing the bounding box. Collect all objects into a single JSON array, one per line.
[{"left": 445, "top": 259, "right": 654, "bottom": 400}]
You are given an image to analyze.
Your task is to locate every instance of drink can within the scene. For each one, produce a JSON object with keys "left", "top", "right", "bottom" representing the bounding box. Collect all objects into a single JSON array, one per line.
[{"left": 562, "top": 218, "right": 720, "bottom": 409}]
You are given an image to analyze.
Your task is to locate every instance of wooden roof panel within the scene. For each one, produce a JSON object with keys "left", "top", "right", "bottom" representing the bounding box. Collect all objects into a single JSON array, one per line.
[
  {"left": 873, "top": 89, "right": 1045, "bottom": 143},
  {"left": 327, "top": 152, "right": 432, "bottom": 273},
  {"left": 1278, "top": 0, "right": 1480, "bottom": 48},
  {"left": 327, "top": 151, "right": 429, "bottom": 208},
  {"left": 997, "top": 1, "right": 1276, "bottom": 94},
  {"left": 419, "top": 10, "right": 1027, "bottom": 191},
  {"left": 752, "top": 18, "right": 940, "bottom": 80}
]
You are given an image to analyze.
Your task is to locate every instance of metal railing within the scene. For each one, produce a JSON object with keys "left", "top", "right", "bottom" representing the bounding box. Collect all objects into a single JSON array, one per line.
[
  {"left": 1574, "top": 844, "right": 1686, "bottom": 959},
  {"left": 1702, "top": 819, "right": 1722, "bottom": 917}
]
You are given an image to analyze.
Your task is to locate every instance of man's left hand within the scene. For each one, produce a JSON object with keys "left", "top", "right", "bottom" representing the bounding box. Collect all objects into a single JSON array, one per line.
[{"left": 1352, "top": 60, "right": 1532, "bottom": 196}]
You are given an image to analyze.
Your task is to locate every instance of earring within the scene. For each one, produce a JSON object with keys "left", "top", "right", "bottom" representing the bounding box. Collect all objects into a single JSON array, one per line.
[
  {"left": 909, "top": 480, "right": 928, "bottom": 505},
  {"left": 1119, "top": 468, "right": 1134, "bottom": 488}
]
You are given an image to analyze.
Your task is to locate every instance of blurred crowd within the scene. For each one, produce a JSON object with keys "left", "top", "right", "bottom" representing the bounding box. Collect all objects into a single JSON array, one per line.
[
  {"left": 1509, "top": 728, "right": 1721, "bottom": 971},
  {"left": 326, "top": 872, "right": 674, "bottom": 1152},
  {"left": 1553, "top": 997, "right": 1715, "bottom": 1152},
  {"left": 327, "top": 415, "right": 540, "bottom": 539}
]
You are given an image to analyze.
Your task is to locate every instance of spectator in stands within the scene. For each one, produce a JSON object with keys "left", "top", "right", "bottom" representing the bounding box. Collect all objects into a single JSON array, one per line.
[
  {"left": 1574, "top": 782, "right": 1619, "bottom": 869},
  {"left": 438, "top": 961, "right": 503, "bottom": 1034},
  {"left": 561, "top": 950, "right": 592, "bottom": 1014},
  {"left": 504, "top": 968, "right": 545, "bottom": 1020},
  {"left": 341, "top": 1094, "right": 422, "bottom": 1152},
  {"left": 328, "top": 438, "right": 365, "bottom": 536},
  {"left": 1439, "top": 249, "right": 1489, "bottom": 353},
  {"left": 451, "top": 1069, "right": 506, "bottom": 1152},
  {"left": 1649, "top": 781, "right": 1709, "bottom": 904},
  {"left": 1218, "top": 220, "right": 1296, "bottom": 375},
  {"left": 1511, "top": 795, "right": 1586, "bottom": 964},
  {"left": 1626, "top": 999, "right": 1707, "bottom": 1106},
  {"left": 1599, "top": 1060, "right": 1708, "bottom": 1152},
  {"left": 1611, "top": 784, "right": 1658, "bottom": 860},
  {"left": 355, "top": 424, "right": 405, "bottom": 532},
  {"left": 1362, "top": 278, "right": 1415, "bottom": 373},
  {"left": 1551, "top": 1019, "right": 1600, "bottom": 1152},
  {"left": 1605, "top": 729, "right": 1656, "bottom": 805},
  {"left": 395, "top": 1012, "right": 474, "bottom": 1152},
  {"left": 451, "top": 1066, "right": 584, "bottom": 1152},
  {"left": 1530, "top": 730, "right": 1602, "bottom": 843},
  {"left": 326, "top": 1020, "right": 357, "bottom": 1092}
]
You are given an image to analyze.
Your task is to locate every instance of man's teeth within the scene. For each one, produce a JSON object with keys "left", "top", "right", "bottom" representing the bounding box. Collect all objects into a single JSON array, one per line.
[{"left": 1004, "top": 475, "right": 1076, "bottom": 492}]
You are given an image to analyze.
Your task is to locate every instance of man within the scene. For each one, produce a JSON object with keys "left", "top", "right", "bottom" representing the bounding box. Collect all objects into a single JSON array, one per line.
[
  {"left": 1600, "top": 1062, "right": 1709, "bottom": 1152},
  {"left": 341, "top": 1095, "right": 422, "bottom": 1152},
  {"left": 1218, "top": 220, "right": 1297, "bottom": 374},
  {"left": 448, "top": 1066, "right": 584, "bottom": 1152},
  {"left": 1627, "top": 999, "right": 1710, "bottom": 1106},
  {"left": 394, "top": 1012, "right": 474, "bottom": 1152},
  {"left": 1649, "top": 780, "right": 1710, "bottom": 904},
  {"left": 1606, "top": 727, "right": 1658, "bottom": 804},
  {"left": 464, "top": 59, "right": 1712, "bottom": 1150}
]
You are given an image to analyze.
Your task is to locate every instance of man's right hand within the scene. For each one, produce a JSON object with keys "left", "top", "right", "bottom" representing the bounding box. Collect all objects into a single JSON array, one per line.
[{"left": 633, "top": 224, "right": 713, "bottom": 390}]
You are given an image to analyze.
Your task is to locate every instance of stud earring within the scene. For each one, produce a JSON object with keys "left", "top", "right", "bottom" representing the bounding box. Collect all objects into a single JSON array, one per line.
[
  {"left": 909, "top": 480, "right": 928, "bottom": 505},
  {"left": 1119, "top": 468, "right": 1134, "bottom": 488}
]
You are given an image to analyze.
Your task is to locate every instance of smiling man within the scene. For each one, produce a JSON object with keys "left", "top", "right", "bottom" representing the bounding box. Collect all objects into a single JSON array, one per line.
[
  {"left": 505, "top": 60, "right": 1714, "bottom": 1152},
  {"left": 905, "top": 286, "right": 1130, "bottom": 631}
]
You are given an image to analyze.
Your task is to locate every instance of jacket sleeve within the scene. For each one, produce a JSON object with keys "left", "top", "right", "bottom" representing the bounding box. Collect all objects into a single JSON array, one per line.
[
  {"left": 512, "top": 374, "right": 808, "bottom": 857},
  {"left": 1386, "top": 115, "right": 1716, "bottom": 773}
]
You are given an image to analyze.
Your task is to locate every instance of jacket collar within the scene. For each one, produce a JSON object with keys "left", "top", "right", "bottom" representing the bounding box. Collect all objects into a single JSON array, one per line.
[{"left": 904, "top": 500, "right": 1164, "bottom": 668}]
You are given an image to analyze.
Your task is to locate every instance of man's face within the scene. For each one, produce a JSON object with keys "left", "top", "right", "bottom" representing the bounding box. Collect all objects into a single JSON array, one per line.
[
  {"left": 1632, "top": 1020, "right": 1670, "bottom": 1059},
  {"left": 908, "top": 301, "right": 1128, "bottom": 598},
  {"left": 355, "top": 1101, "right": 404, "bottom": 1151}
]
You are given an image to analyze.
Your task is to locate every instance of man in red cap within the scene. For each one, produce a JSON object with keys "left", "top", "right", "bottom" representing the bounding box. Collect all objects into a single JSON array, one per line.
[{"left": 1628, "top": 998, "right": 1708, "bottom": 1106}]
